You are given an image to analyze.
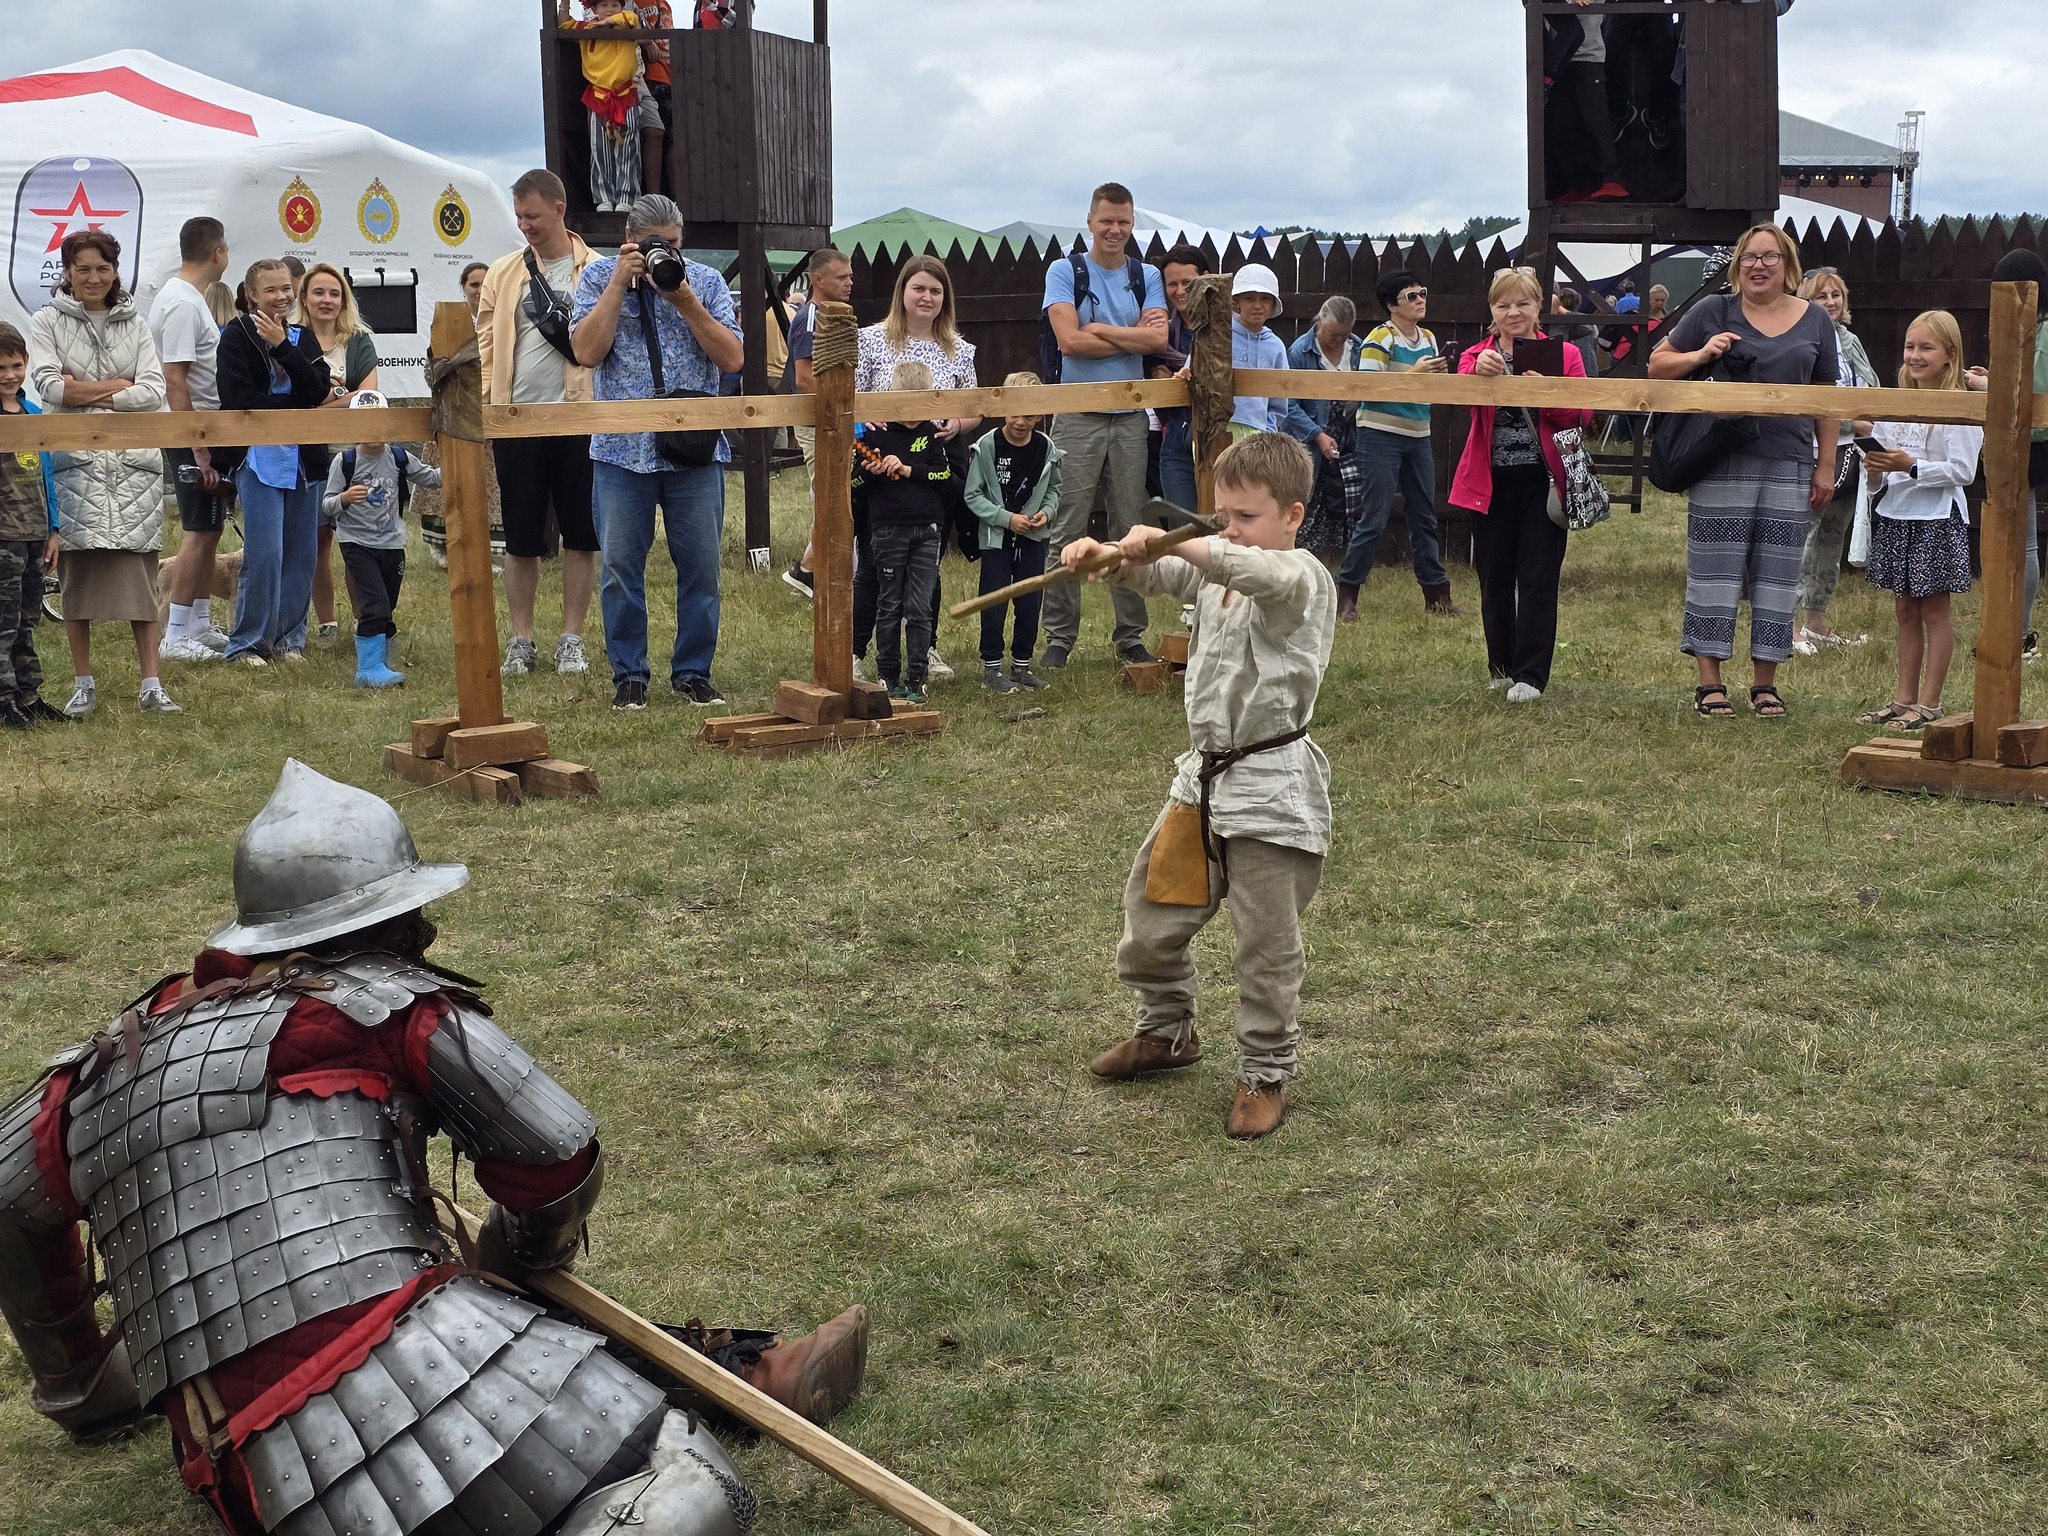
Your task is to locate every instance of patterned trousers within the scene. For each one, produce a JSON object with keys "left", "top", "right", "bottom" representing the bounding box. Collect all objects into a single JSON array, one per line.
[
  {"left": 0, "top": 538, "right": 46, "bottom": 707},
  {"left": 1682, "top": 454, "right": 1812, "bottom": 664}
]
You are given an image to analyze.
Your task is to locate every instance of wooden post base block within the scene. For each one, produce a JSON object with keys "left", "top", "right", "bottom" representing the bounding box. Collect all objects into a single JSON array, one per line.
[
  {"left": 1155, "top": 633, "right": 1190, "bottom": 666},
  {"left": 700, "top": 712, "right": 789, "bottom": 745},
  {"left": 1121, "top": 660, "right": 1171, "bottom": 693},
  {"left": 717, "top": 710, "right": 944, "bottom": 760},
  {"left": 1996, "top": 720, "right": 2048, "bottom": 768},
  {"left": 410, "top": 716, "right": 462, "bottom": 760},
  {"left": 516, "top": 758, "right": 602, "bottom": 798},
  {"left": 773, "top": 680, "right": 849, "bottom": 726},
  {"left": 383, "top": 745, "right": 523, "bottom": 805},
  {"left": 847, "top": 679, "right": 894, "bottom": 720},
  {"left": 1920, "top": 713, "right": 1974, "bottom": 762},
  {"left": 443, "top": 721, "right": 551, "bottom": 771},
  {"left": 1841, "top": 735, "right": 2048, "bottom": 807}
]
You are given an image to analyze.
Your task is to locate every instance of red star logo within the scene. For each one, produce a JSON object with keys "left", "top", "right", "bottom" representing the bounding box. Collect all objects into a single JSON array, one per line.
[{"left": 31, "top": 182, "right": 129, "bottom": 253}]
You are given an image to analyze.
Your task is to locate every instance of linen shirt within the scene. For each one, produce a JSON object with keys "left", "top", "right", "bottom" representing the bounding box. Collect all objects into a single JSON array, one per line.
[
  {"left": 573, "top": 257, "right": 741, "bottom": 472},
  {"left": 1114, "top": 539, "right": 1337, "bottom": 855}
]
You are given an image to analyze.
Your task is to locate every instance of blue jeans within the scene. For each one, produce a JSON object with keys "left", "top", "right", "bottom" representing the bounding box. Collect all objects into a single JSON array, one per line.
[
  {"left": 1158, "top": 433, "right": 1198, "bottom": 519},
  {"left": 227, "top": 465, "right": 319, "bottom": 660},
  {"left": 1339, "top": 428, "right": 1449, "bottom": 591},
  {"left": 593, "top": 459, "right": 725, "bottom": 687}
]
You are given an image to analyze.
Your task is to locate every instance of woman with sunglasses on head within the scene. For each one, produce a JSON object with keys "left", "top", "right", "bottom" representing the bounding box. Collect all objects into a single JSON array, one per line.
[
  {"left": 1791, "top": 268, "right": 1879, "bottom": 653},
  {"left": 1650, "top": 224, "right": 1838, "bottom": 719}
]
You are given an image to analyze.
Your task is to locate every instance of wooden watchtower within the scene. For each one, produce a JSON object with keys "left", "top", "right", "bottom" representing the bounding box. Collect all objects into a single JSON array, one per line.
[
  {"left": 539, "top": 0, "right": 833, "bottom": 555},
  {"left": 1521, "top": 0, "right": 1780, "bottom": 507}
]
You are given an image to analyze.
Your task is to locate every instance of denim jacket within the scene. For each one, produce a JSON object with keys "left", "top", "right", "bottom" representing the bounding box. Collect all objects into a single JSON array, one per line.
[{"left": 1285, "top": 329, "right": 1364, "bottom": 437}]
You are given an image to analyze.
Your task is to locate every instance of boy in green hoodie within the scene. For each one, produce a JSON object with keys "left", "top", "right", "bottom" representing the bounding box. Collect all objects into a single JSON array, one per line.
[{"left": 963, "top": 371, "right": 1063, "bottom": 693}]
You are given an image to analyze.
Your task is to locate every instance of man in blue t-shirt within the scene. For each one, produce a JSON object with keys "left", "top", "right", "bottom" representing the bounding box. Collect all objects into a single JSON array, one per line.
[{"left": 1039, "top": 182, "right": 1169, "bottom": 667}]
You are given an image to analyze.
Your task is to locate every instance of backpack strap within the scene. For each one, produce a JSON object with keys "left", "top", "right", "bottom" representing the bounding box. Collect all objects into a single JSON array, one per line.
[
  {"left": 341, "top": 448, "right": 355, "bottom": 480},
  {"left": 1069, "top": 251, "right": 1091, "bottom": 314},
  {"left": 392, "top": 446, "right": 410, "bottom": 517}
]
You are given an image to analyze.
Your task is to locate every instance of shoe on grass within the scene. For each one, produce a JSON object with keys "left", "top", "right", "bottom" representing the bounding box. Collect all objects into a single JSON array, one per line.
[
  {"left": 231, "top": 652, "right": 268, "bottom": 668},
  {"left": 1506, "top": 682, "right": 1542, "bottom": 704},
  {"left": 2026, "top": 632, "right": 2040, "bottom": 663},
  {"left": 885, "top": 683, "right": 908, "bottom": 702},
  {"left": 904, "top": 685, "right": 928, "bottom": 707},
  {"left": 195, "top": 625, "right": 229, "bottom": 651},
  {"left": 674, "top": 676, "right": 726, "bottom": 707},
  {"left": 1040, "top": 643, "right": 1070, "bottom": 671},
  {"left": 1009, "top": 662, "right": 1049, "bottom": 690},
  {"left": 502, "top": 635, "right": 538, "bottom": 677},
  {"left": 159, "top": 637, "right": 217, "bottom": 663},
  {"left": 1226, "top": 1082, "right": 1288, "bottom": 1139},
  {"left": 21, "top": 695, "right": 67, "bottom": 725},
  {"left": 63, "top": 679, "right": 96, "bottom": 718},
  {"left": 1090, "top": 1032, "right": 1202, "bottom": 1079},
  {"left": 276, "top": 648, "right": 305, "bottom": 664},
  {"left": 1118, "top": 642, "right": 1157, "bottom": 665},
  {"left": 316, "top": 621, "right": 339, "bottom": 644},
  {"left": 925, "top": 648, "right": 954, "bottom": 679},
  {"left": 1, "top": 703, "right": 28, "bottom": 730},
  {"left": 782, "top": 565, "right": 816, "bottom": 601},
  {"left": 554, "top": 634, "right": 589, "bottom": 675},
  {"left": 612, "top": 680, "right": 648, "bottom": 711},
  {"left": 139, "top": 681, "right": 182, "bottom": 715},
  {"left": 983, "top": 662, "right": 1017, "bottom": 694}
]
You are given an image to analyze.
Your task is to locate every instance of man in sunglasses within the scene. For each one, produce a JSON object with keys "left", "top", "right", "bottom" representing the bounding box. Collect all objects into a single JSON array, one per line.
[{"left": 1338, "top": 270, "right": 1464, "bottom": 620}]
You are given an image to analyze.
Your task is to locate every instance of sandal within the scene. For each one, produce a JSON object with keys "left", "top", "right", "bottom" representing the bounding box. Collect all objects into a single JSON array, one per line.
[
  {"left": 1749, "top": 685, "right": 1787, "bottom": 719},
  {"left": 1694, "top": 685, "right": 1736, "bottom": 718},
  {"left": 1856, "top": 701, "right": 1909, "bottom": 726},
  {"left": 1888, "top": 704, "right": 1942, "bottom": 733}
]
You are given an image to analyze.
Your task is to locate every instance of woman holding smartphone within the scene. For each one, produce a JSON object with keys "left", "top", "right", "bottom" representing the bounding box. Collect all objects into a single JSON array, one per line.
[
  {"left": 293, "top": 264, "right": 381, "bottom": 640},
  {"left": 1446, "top": 267, "right": 1593, "bottom": 704}
]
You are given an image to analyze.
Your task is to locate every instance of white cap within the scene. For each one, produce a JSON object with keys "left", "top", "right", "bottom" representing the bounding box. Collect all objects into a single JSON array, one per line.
[
  {"left": 1231, "top": 264, "right": 1282, "bottom": 309},
  {"left": 348, "top": 389, "right": 390, "bottom": 409}
]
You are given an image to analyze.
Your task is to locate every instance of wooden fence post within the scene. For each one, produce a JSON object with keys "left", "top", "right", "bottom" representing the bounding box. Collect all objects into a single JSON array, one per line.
[
  {"left": 1971, "top": 279, "right": 2039, "bottom": 743},
  {"left": 1183, "top": 273, "right": 1236, "bottom": 524},
  {"left": 429, "top": 301, "right": 506, "bottom": 731},
  {"left": 810, "top": 300, "right": 857, "bottom": 694}
]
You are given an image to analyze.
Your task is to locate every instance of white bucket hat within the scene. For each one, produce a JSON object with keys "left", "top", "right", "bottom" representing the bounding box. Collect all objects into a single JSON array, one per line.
[{"left": 1231, "top": 264, "right": 1282, "bottom": 312}]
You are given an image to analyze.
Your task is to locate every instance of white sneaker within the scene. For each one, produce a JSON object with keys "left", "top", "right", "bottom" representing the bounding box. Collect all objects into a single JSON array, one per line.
[
  {"left": 232, "top": 652, "right": 269, "bottom": 668},
  {"left": 554, "top": 634, "right": 589, "bottom": 675},
  {"left": 502, "top": 636, "right": 538, "bottom": 677},
  {"left": 925, "top": 647, "right": 954, "bottom": 680},
  {"left": 316, "top": 622, "right": 339, "bottom": 644},
  {"left": 160, "top": 636, "right": 217, "bottom": 663},
  {"left": 1791, "top": 629, "right": 1820, "bottom": 657},
  {"left": 1488, "top": 676, "right": 1509, "bottom": 692},
  {"left": 139, "top": 681, "right": 182, "bottom": 715},
  {"left": 196, "top": 625, "right": 229, "bottom": 651},
  {"left": 276, "top": 648, "right": 305, "bottom": 664},
  {"left": 851, "top": 655, "right": 867, "bottom": 683},
  {"left": 1506, "top": 682, "right": 1543, "bottom": 704},
  {"left": 63, "top": 679, "right": 96, "bottom": 717}
]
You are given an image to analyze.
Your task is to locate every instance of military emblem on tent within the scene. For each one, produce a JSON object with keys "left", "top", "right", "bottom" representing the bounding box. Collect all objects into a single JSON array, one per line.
[
  {"left": 433, "top": 185, "right": 471, "bottom": 248},
  {"left": 357, "top": 178, "right": 400, "bottom": 243},
  {"left": 279, "top": 177, "right": 321, "bottom": 244},
  {"left": 11, "top": 156, "right": 142, "bottom": 313}
]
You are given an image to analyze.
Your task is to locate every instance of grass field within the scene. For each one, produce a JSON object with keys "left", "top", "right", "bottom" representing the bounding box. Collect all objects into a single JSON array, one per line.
[{"left": 2, "top": 473, "right": 2046, "bottom": 1536}]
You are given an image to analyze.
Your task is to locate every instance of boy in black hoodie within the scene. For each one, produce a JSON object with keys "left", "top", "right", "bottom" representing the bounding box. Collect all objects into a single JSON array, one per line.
[{"left": 859, "top": 360, "right": 951, "bottom": 704}]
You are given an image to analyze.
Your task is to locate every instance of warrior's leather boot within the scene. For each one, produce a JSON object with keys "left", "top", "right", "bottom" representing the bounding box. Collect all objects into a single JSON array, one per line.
[
  {"left": 1226, "top": 1082, "right": 1288, "bottom": 1139},
  {"left": 1089, "top": 1032, "right": 1201, "bottom": 1079},
  {"left": 739, "top": 1305, "right": 869, "bottom": 1422},
  {"left": 1336, "top": 583, "right": 1360, "bottom": 623},
  {"left": 1423, "top": 583, "right": 1469, "bottom": 617}
]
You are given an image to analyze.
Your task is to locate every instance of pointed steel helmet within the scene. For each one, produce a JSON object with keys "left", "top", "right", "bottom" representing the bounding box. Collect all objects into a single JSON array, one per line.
[{"left": 207, "top": 759, "right": 470, "bottom": 956}]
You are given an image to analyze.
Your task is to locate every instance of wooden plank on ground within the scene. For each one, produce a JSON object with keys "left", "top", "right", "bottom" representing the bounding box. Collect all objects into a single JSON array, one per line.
[
  {"left": 727, "top": 711, "right": 944, "bottom": 752},
  {"left": 442, "top": 721, "right": 551, "bottom": 771},
  {"left": 1841, "top": 742, "right": 2048, "bottom": 807},
  {"left": 381, "top": 745, "right": 523, "bottom": 805},
  {"left": 1920, "top": 713, "right": 1975, "bottom": 762},
  {"left": 410, "top": 716, "right": 461, "bottom": 760},
  {"left": 516, "top": 758, "right": 602, "bottom": 798},
  {"left": 700, "top": 712, "right": 787, "bottom": 744},
  {"left": 1996, "top": 720, "right": 2048, "bottom": 768},
  {"left": 847, "top": 679, "right": 894, "bottom": 720},
  {"left": 774, "top": 680, "right": 848, "bottom": 725}
]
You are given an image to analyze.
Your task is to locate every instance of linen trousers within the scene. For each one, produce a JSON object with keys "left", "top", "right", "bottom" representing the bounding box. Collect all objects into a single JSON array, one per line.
[{"left": 1117, "top": 806, "right": 1324, "bottom": 1090}]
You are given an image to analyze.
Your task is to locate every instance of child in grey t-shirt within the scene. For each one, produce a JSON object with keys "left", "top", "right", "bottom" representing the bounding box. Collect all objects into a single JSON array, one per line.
[{"left": 322, "top": 439, "right": 441, "bottom": 688}]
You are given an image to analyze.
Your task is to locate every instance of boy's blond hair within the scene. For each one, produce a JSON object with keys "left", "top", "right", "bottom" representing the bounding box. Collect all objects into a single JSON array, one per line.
[
  {"left": 1214, "top": 431, "right": 1314, "bottom": 512},
  {"left": 1002, "top": 371, "right": 1046, "bottom": 427},
  {"left": 891, "top": 359, "right": 934, "bottom": 391}
]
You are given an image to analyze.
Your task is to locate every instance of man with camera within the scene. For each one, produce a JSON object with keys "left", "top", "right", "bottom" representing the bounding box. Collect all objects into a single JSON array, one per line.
[
  {"left": 571, "top": 193, "right": 744, "bottom": 709},
  {"left": 477, "top": 169, "right": 603, "bottom": 679}
]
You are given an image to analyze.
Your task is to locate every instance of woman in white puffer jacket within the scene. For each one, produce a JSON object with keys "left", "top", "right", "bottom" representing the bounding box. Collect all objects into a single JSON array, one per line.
[{"left": 27, "top": 229, "right": 175, "bottom": 718}]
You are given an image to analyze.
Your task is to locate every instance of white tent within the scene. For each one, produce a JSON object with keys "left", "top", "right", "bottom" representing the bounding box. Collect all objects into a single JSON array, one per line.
[{"left": 0, "top": 50, "right": 520, "bottom": 398}]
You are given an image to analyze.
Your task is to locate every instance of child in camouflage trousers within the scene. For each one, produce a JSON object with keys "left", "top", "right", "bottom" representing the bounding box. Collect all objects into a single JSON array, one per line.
[{"left": 0, "top": 322, "right": 60, "bottom": 729}]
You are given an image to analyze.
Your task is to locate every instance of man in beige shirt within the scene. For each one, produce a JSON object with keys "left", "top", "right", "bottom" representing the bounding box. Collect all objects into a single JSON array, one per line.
[{"left": 1061, "top": 432, "right": 1336, "bottom": 1139}]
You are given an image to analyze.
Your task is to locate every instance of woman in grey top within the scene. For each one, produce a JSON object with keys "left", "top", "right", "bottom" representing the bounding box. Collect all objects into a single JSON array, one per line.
[
  {"left": 1793, "top": 268, "right": 1880, "bottom": 649},
  {"left": 1651, "top": 224, "right": 1839, "bottom": 718}
]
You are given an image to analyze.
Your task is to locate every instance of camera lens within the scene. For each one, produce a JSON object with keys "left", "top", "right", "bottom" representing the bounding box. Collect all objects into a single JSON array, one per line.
[{"left": 642, "top": 238, "right": 685, "bottom": 293}]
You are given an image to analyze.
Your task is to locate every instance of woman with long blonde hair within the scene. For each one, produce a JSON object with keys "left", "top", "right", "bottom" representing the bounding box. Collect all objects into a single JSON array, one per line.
[
  {"left": 1856, "top": 310, "right": 1982, "bottom": 730},
  {"left": 1793, "top": 267, "right": 1880, "bottom": 649},
  {"left": 293, "top": 263, "right": 382, "bottom": 639},
  {"left": 1651, "top": 223, "right": 1839, "bottom": 718}
]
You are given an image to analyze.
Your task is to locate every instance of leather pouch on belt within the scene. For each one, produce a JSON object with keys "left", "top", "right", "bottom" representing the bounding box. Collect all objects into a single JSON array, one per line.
[{"left": 1144, "top": 801, "right": 1213, "bottom": 907}]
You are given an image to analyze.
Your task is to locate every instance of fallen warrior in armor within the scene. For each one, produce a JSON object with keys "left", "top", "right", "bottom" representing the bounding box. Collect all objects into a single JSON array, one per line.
[{"left": 0, "top": 759, "right": 868, "bottom": 1536}]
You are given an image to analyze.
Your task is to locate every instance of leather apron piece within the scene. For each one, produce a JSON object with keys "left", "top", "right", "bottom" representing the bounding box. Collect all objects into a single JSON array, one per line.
[{"left": 1143, "top": 727, "right": 1310, "bottom": 907}]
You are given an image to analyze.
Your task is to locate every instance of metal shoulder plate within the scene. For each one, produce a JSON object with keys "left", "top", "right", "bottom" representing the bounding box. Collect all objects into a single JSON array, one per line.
[
  {"left": 0, "top": 1060, "right": 77, "bottom": 1232},
  {"left": 302, "top": 952, "right": 481, "bottom": 1027},
  {"left": 426, "top": 1006, "right": 596, "bottom": 1165}
]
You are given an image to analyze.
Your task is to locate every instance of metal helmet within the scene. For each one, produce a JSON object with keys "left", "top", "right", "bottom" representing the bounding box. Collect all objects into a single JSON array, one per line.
[{"left": 207, "top": 759, "right": 470, "bottom": 956}]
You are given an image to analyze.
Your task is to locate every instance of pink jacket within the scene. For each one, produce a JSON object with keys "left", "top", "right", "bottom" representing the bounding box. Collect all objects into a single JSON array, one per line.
[{"left": 1447, "top": 332, "right": 1594, "bottom": 514}]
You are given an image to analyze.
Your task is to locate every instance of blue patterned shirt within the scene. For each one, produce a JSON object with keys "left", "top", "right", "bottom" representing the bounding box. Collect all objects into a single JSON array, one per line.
[{"left": 573, "top": 257, "right": 741, "bottom": 471}]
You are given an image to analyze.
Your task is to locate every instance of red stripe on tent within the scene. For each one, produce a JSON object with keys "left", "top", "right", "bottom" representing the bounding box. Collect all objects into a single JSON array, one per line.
[{"left": 0, "top": 67, "right": 259, "bottom": 137}]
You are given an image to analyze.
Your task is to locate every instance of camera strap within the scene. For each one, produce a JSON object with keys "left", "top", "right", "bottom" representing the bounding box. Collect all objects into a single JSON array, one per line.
[
  {"left": 522, "top": 247, "right": 581, "bottom": 363},
  {"left": 634, "top": 279, "right": 668, "bottom": 395}
]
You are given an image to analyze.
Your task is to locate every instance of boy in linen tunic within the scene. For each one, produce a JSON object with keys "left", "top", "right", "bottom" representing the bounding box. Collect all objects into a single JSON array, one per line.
[{"left": 1062, "top": 432, "right": 1335, "bottom": 1139}]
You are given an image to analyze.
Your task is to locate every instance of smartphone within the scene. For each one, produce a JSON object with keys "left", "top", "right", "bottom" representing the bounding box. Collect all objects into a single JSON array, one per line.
[
  {"left": 1853, "top": 434, "right": 1886, "bottom": 455},
  {"left": 1512, "top": 336, "right": 1566, "bottom": 377}
]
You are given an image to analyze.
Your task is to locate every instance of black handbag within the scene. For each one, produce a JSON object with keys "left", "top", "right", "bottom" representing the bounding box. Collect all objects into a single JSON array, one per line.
[
  {"left": 634, "top": 282, "right": 723, "bottom": 469},
  {"left": 1647, "top": 297, "right": 1762, "bottom": 494},
  {"left": 521, "top": 247, "right": 580, "bottom": 364}
]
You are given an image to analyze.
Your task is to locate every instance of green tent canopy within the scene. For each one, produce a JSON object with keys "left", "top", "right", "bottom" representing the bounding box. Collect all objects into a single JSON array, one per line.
[{"left": 831, "top": 207, "right": 991, "bottom": 260}]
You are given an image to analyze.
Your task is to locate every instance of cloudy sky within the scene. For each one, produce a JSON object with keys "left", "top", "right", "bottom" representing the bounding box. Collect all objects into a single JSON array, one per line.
[{"left": 10, "top": 0, "right": 2046, "bottom": 235}]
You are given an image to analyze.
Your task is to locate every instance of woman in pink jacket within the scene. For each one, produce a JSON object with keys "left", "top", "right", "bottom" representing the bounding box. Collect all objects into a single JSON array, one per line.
[{"left": 1448, "top": 267, "right": 1593, "bottom": 703}]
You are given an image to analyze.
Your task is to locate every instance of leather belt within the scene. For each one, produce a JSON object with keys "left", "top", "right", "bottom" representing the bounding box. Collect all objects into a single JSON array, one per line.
[{"left": 1196, "top": 726, "right": 1309, "bottom": 895}]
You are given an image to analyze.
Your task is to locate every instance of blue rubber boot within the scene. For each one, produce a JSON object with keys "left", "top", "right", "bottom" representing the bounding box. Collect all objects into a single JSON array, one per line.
[{"left": 354, "top": 632, "right": 406, "bottom": 689}]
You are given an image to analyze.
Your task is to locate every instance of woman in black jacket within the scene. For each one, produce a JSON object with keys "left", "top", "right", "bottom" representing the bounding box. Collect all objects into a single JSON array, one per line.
[{"left": 216, "top": 257, "right": 331, "bottom": 663}]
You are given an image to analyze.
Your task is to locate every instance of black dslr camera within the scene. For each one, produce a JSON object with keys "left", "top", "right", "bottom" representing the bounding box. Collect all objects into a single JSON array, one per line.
[{"left": 639, "top": 236, "right": 686, "bottom": 293}]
